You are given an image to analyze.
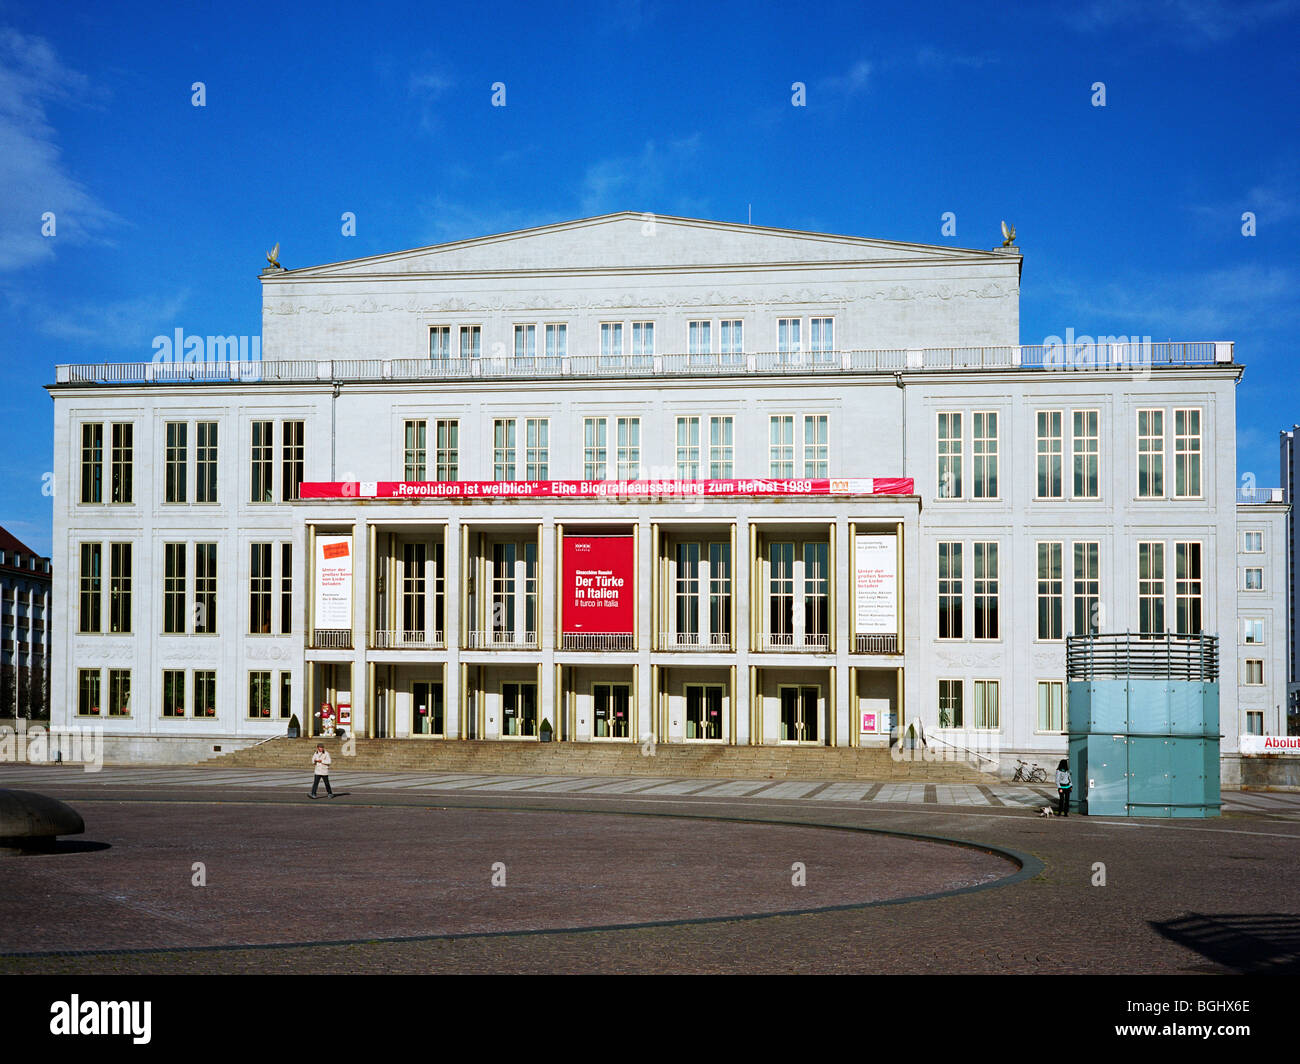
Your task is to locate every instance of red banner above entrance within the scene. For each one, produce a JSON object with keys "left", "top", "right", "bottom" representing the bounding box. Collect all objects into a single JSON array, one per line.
[{"left": 298, "top": 477, "right": 915, "bottom": 500}]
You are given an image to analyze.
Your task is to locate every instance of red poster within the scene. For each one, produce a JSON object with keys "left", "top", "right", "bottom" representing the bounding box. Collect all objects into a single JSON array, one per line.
[
  {"left": 562, "top": 535, "right": 635, "bottom": 634},
  {"left": 299, "top": 477, "right": 914, "bottom": 500}
]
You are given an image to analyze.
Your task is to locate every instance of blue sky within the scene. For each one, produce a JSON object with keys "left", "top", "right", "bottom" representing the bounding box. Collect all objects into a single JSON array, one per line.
[{"left": 1, "top": 0, "right": 1297, "bottom": 555}]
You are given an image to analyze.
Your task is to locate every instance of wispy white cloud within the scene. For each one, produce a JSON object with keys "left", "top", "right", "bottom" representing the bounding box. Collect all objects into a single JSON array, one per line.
[
  {"left": 816, "top": 59, "right": 872, "bottom": 99},
  {"left": 579, "top": 135, "right": 707, "bottom": 216},
  {"left": 0, "top": 27, "right": 120, "bottom": 271},
  {"left": 1039, "top": 262, "right": 1299, "bottom": 337},
  {"left": 407, "top": 62, "right": 454, "bottom": 134},
  {"left": 30, "top": 290, "right": 191, "bottom": 350},
  {"left": 1060, "top": 0, "right": 1299, "bottom": 45}
]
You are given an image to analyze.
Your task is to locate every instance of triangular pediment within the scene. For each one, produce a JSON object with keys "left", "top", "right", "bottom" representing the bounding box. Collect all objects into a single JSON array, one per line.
[{"left": 269, "top": 212, "right": 1011, "bottom": 279}]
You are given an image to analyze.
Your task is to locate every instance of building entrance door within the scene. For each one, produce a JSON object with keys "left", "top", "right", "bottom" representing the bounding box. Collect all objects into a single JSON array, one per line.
[
  {"left": 412, "top": 681, "right": 444, "bottom": 736},
  {"left": 593, "top": 683, "right": 630, "bottom": 739},
  {"left": 779, "top": 685, "right": 820, "bottom": 744},
  {"left": 686, "top": 684, "right": 724, "bottom": 740},
  {"left": 502, "top": 682, "right": 538, "bottom": 737}
]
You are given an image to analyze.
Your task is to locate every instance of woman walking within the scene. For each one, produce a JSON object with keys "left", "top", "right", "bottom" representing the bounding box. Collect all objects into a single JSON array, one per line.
[
  {"left": 1055, "top": 758, "right": 1072, "bottom": 817},
  {"left": 311, "top": 743, "right": 334, "bottom": 798}
]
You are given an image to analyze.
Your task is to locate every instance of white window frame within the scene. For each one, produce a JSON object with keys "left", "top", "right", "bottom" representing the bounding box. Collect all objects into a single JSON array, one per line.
[
  {"left": 1173, "top": 407, "right": 1203, "bottom": 499},
  {"left": 972, "top": 411, "right": 998, "bottom": 499},
  {"left": 1036, "top": 680, "right": 1065, "bottom": 734},
  {"left": 1072, "top": 409, "right": 1100, "bottom": 499},
  {"left": 1137, "top": 408, "right": 1165, "bottom": 499},
  {"left": 937, "top": 411, "right": 962, "bottom": 499},
  {"left": 1036, "top": 410, "right": 1063, "bottom": 499},
  {"left": 1242, "top": 567, "right": 1263, "bottom": 591},
  {"left": 1242, "top": 530, "right": 1263, "bottom": 553},
  {"left": 1243, "top": 659, "right": 1264, "bottom": 686}
]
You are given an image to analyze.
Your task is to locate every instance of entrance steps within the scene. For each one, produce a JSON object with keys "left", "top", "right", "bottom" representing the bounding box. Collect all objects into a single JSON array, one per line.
[{"left": 207, "top": 737, "right": 991, "bottom": 782}]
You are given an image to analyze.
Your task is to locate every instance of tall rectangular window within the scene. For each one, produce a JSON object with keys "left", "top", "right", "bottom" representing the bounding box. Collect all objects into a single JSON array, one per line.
[
  {"left": 769, "top": 542, "right": 794, "bottom": 642},
  {"left": 938, "top": 542, "right": 963, "bottom": 639},
  {"left": 196, "top": 422, "right": 218, "bottom": 502},
  {"left": 1073, "top": 542, "right": 1100, "bottom": 636},
  {"left": 248, "top": 671, "right": 271, "bottom": 719},
  {"left": 492, "top": 543, "right": 516, "bottom": 639},
  {"left": 281, "top": 420, "right": 304, "bottom": 501},
  {"left": 804, "top": 415, "right": 828, "bottom": 477},
  {"left": 526, "top": 418, "right": 549, "bottom": 479},
  {"left": 1175, "top": 541, "right": 1203, "bottom": 635},
  {"left": 165, "top": 422, "right": 188, "bottom": 503},
  {"left": 1244, "top": 567, "right": 1263, "bottom": 590},
  {"left": 688, "top": 320, "right": 711, "bottom": 357},
  {"left": 973, "top": 542, "right": 998, "bottom": 639},
  {"left": 710, "top": 416, "right": 734, "bottom": 478},
  {"left": 937, "top": 412, "right": 962, "bottom": 498},
  {"left": 195, "top": 671, "right": 216, "bottom": 718},
  {"left": 195, "top": 543, "right": 217, "bottom": 633},
  {"left": 428, "top": 325, "right": 451, "bottom": 359},
  {"left": 81, "top": 423, "right": 103, "bottom": 503},
  {"left": 250, "top": 543, "right": 272, "bottom": 634},
  {"left": 584, "top": 418, "right": 607, "bottom": 479},
  {"left": 675, "top": 542, "right": 700, "bottom": 639},
  {"left": 435, "top": 419, "right": 458, "bottom": 480},
  {"left": 545, "top": 323, "right": 566, "bottom": 358},
  {"left": 494, "top": 419, "right": 517, "bottom": 480},
  {"left": 809, "top": 317, "right": 833, "bottom": 354},
  {"left": 458, "top": 325, "right": 481, "bottom": 359},
  {"left": 250, "top": 420, "right": 273, "bottom": 502},
  {"left": 676, "top": 417, "right": 700, "bottom": 479},
  {"left": 280, "top": 543, "right": 293, "bottom": 635},
  {"left": 617, "top": 417, "right": 640, "bottom": 478},
  {"left": 600, "top": 322, "right": 623, "bottom": 360},
  {"left": 1036, "top": 411, "right": 1063, "bottom": 498},
  {"left": 1243, "top": 618, "right": 1264, "bottom": 644},
  {"left": 709, "top": 541, "right": 731, "bottom": 643},
  {"left": 804, "top": 541, "right": 829, "bottom": 643},
  {"left": 938, "top": 679, "right": 963, "bottom": 728},
  {"left": 720, "top": 320, "right": 743, "bottom": 358},
  {"left": 79, "top": 543, "right": 102, "bottom": 633},
  {"left": 1137, "top": 409, "right": 1164, "bottom": 498},
  {"left": 1244, "top": 662, "right": 1264, "bottom": 687},
  {"left": 777, "top": 318, "right": 801, "bottom": 353},
  {"left": 1037, "top": 681, "right": 1064, "bottom": 732},
  {"left": 1243, "top": 531, "right": 1263, "bottom": 553},
  {"left": 1174, "top": 408, "right": 1202, "bottom": 498},
  {"left": 163, "top": 670, "right": 186, "bottom": 717},
  {"left": 513, "top": 324, "right": 536, "bottom": 359},
  {"left": 404, "top": 419, "right": 427, "bottom": 480},
  {"left": 108, "top": 669, "right": 131, "bottom": 717},
  {"left": 163, "top": 542, "right": 187, "bottom": 634},
  {"left": 1072, "top": 410, "right": 1099, "bottom": 498},
  {"left": 769, "top": 415, "right": 794, "bottom": 477},
  {"left": 110, "top": 422, "right": 133, "bottom": 503},
  {"left": 973, "top": 680, "right": 999, "bottom": 729},
  {"left": 631, "top": 321, "right": 654, "bottom": 357},
  {"left": 1037, "top": 542, "right": 1063, "bottom": 640},
  {"left": 1138, "top": 542, "right": 1165, "bottom": 635},
  {"left": 279, "top": 671, "right": 292, "bottom": 719},
  {"left": 403, "top": 542, "right": 426, "bottom": 634},
  {"left": 973, "top": 412, "right": 998, "bottom": 498},
  {"left": 78, "top": 669, "right": 101, "bottom": 716},
  {"left": 109, "top": 542, "right": 132, "bottom": 633}
]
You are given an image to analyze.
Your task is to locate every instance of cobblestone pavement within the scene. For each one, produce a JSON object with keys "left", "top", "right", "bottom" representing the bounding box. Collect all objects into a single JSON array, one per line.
[{"left": 1, "top": 763, "right": 1297, "bottom": 974}]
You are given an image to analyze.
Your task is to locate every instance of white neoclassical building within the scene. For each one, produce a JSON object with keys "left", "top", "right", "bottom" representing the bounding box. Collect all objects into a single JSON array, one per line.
[{"left": 48, "top": 212, "right": 1263, "bottom": 777}]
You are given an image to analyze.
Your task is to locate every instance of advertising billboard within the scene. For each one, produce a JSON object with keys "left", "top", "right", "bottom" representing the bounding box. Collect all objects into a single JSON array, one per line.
[
  {"left": 314, "top": 535, "right": 353, "bottom": 629},
  {"left": 854, "top": 534, "right": 897, "bottom": 634},
  {"left": 562, "top": 534, "right": 635, "bottom": 635}
]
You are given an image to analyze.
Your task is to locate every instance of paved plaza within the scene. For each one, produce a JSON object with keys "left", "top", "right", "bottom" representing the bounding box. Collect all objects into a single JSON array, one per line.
[{"left": 1, "top": 763, "right": 1297, "bottom": 974}]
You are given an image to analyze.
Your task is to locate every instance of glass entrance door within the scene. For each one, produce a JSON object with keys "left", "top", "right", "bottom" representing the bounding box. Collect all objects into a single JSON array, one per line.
[
  {"left": 593, "top": 683, "right": 630, "bottom": 739},
  {"left": 502, "top": 682, "right": 538, "bottom": 737},
  {"left": 779, "top": 685, "right": 820, "bottom": 744},
  {"left": 412, "top": 681, "right": 443, "bottom": 736},
  {"left": 686, "top": 684, "right": 724, "bottom": 740}
]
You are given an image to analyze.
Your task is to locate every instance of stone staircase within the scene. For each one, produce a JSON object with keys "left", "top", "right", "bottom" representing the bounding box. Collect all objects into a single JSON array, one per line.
[{"left": 207, "top": 737, "right": 992, "bottom": 782}]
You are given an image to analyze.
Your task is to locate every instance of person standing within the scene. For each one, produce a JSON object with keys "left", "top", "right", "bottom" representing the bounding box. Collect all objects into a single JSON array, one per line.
[
  {"left": 311, "top": 743, "right": 334, "bottom": 798},
  {"left": 1055, "top": 758, "right": 1072, "bottom": 817}
]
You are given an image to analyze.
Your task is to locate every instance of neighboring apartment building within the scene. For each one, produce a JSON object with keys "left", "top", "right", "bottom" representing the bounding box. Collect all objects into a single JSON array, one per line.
[
  {"left": 48, "top": 212, "right": 1245, "bottom": 771},
  {"left": 1281, "top": 425, "right": 1300, "bottom": 722},
  {"left": 1, "top": 526, "right": 51, "bottom": 719},
  {"left": 1235, "top": 490, "right": 1289, "bottom": 740}
]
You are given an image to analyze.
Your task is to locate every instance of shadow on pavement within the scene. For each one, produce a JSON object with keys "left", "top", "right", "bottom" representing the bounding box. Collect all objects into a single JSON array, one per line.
[{"left": 1150, "top": 912, "right": 1300, "bottom": 973}]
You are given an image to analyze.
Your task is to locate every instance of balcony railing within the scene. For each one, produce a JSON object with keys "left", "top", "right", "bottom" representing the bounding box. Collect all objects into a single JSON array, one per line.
[
  {"left": 53, "top": 342, "right": 1233, "bottom": 386},
  {"left": 659, "top": 632, "right": 734, "bottom": 652},
  {"left": 372, "top": 629, "right": 445, "bottom": 649},
  {"left": 761, "top": 633, "right": 831, "bottom": 652},
  {"left": 854, "top": 633, "right": 899, "bottom": 655},
  {"left": 560, "top": 632, "right": 635, "bottom": 651},
  {"left": 310, "top": 629, "right": 353, "bottom": 650},
  {"left": 1066, "top": 632, "right": 1219, "bottom": 682},
  {"left": 466, "top": 630, "right": 539, "bottom": 649}
]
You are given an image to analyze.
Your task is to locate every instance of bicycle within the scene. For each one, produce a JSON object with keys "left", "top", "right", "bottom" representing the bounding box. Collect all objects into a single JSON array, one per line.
[{"left": 1012, "top": 759, "right": 1048, "bottom": 783}]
